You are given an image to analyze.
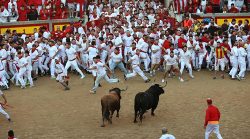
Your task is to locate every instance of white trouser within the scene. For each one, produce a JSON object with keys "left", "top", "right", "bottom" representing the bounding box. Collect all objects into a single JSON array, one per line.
[
  {"left": 17, "top": 68, "right": 26, "bottom": 86},
  {"left": 8, "top": 61, "right": 15, "bottom": 76},
  {"left": 198, "top": 53, "right": 205, "bottom": 68},
  {"left": 38, "top": 56, "right": 49, "bottom": 73},
  {"left": 101, "top": 51, "right": 108, "bottom": 64},
  {"left": 126, "top": 65, "right": 148, "bottom": 81},
  {"left": 0, "top": 70, "right": 8, "bottom": 88},
  {"left": 140, "top": 52, "right": 150, "bottom": 71},
  {"left": 32, "top": 61, "right": 39, "bottom": 74},
  {"left": 205, "top": 124, "right": 223, "bottom": 139},
  {"left": 92, "top": 73, "right": 118, "bottom": 91},
  {"left": 26, "top": 68, "right": 33, "bottom": 86},
  {"left": 65, "top": 59, "right": 84, "bottom": 77},
  {"left": 50, "top": 59, "right": 56, "bottom": 77},
  {"left": 180, "top": 61, "right": 193, "bottom": 76},
  {"left": 1, "top": 60, "right": 7, "bottom": 71},
  {"left": 44, "top": 56, "right": 50, "bottom": 69},
  {"left": 0, "top": 105, "right": 10, "bottom": 119},
  {"left": 229, "top": 57, "right": 238, "bottom": 78},
  {"left": 238, "top": 58, "right": 246, "bottom": 78},
  {"left": 247, "top": 55, "right": 250, "bottom": 70},
  {"left": 80, "top": 53, "right": 88, "bottom": 69},
  {"left": 124, "top": 46, "right": 130, "bottom": 63}
]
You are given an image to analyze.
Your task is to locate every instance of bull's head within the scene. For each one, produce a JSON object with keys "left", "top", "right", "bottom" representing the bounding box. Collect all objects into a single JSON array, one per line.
[
  {"left": 150, "top": 81, "right": 167, "bottom": 96},
  {"left": 109, "top": 86, "right": 128, "bottom": 99}
]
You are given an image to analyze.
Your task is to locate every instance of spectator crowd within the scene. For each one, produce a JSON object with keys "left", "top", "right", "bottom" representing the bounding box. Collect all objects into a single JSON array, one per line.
[{"left": 0, "top": 0, "right": 86, "bottom": 22}]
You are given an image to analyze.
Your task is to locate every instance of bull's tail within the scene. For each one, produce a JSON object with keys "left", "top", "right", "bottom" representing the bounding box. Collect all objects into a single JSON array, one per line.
[
  {"left": 101, "top": 101, "right": 110, "bottom": 127},
  {"left": 134, "top": 93, "right": 143, "bottom": 123}
]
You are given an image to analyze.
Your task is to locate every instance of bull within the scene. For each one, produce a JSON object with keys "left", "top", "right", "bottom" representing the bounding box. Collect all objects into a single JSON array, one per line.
[
  {"left": 134, "top": 81, "right": 167, "bottom": 123},
  {"left": 100, "top": 86, "right": 128, "bottom": 127}
]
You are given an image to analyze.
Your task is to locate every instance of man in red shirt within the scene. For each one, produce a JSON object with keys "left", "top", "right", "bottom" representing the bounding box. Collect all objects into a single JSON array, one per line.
[
  {"left": 204, "top": 98, "right": 223, "bottom": 139},
  {"left": 229, "top": 3, "right": 240, "bottom": 13}
]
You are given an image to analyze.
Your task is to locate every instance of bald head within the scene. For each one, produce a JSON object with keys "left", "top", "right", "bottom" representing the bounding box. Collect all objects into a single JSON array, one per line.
[{"left": 162, "top": 127, "right": 167, "bottom": 134}]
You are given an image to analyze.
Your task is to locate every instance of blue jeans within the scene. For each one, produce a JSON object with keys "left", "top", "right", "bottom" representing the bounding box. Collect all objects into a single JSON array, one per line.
[{"left": 109, "top": 61, "right": 127, "bottom": 78}]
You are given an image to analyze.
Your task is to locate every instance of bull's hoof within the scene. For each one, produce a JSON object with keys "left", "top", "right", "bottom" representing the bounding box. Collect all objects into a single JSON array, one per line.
[
  {"left": 134, "top": 120, "right": 137, "bottom": 123},
  {"left": 100, "top": 124, "right": 105, "bottom": 127},
  {"left": 151, "top": 113, "right": 155, "bottom": 116},
  {"left": 116, "top": 115, "right": 119, "bottom": 118}
]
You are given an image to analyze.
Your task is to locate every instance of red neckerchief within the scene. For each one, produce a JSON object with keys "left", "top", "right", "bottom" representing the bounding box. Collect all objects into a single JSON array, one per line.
[
  {"left": 190, "top": 40, "right": 193, "bottom": 44},
  {"left": 76, "top": 36, "right": 80, "bottom": 41},
  {"left": 199, "top": 43, "right": 203, "bottom": 49},
  {"left": 132, "top": 47, "right": 136, "bottom": 51}
]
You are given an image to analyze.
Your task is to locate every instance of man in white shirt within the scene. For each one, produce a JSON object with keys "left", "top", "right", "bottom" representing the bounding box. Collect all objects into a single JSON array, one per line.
[
  {"left": 17, "top": 51, "right": 28, "bottom": 89},
  {"left": 247, "top": 40, "right": 250, "bottom": 71},
  {"left": 108, "top": 47, "right": 127, "bottom": 78},
  {"left": 99, "top": 37, "right": 108, "bottom": 63},
  {"left": 89, "top": 55, "right": 119, "bottom": 94},
  {"left": 179, "top": 46, "right": 194, "bottom": 82},
  {"left": 162, "top": 51, "right": 181, "bottom": 82},
  {"left": 123, "top": 31, "right": 134, "bottom": 63},
  {"left": 55, "top": 57, "right": 70, "bottom": 91},
  {"left": 125, "top": 49, "right": 150, "bottom": 83},
  {"left": 150, "top": 39, "right": 161, "bottom": 76},
  {"left": 137, "top": 36, "right": 150, "bottom": 72},
  {"left": 159, "top": 127, "right": 175, "bottom": 139},
  {"left": 64, "top": 43, "right": 85, "bottom": 79},
  {"left": 229, "top": 43, "right": 238, "bottom": 79},
  {"left": 0, "top": 5, "right": 9, "bottom": 23},
  {"left": 236, "top": 44, "right": 247, "bottom": 80},
  {"left": 48, "top": 41, "right": 60, "bottom": 78},
  {"left": 0, "top": 90, "right": 11, "bottom": 122}
]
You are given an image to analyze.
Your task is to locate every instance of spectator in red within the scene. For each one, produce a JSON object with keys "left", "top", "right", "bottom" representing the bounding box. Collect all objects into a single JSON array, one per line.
[
  {"left": 39, "top": 5, "right": 48, "bottom": 20},
  {"left": 204, "top": 98, "right": 223, "bottom": 139},
  {"left": 50, "top": 4, "right": 57, "bottom": 19},
  {"left": 205, "top": 3, "right": 213, "bottom": 13},
  {"left": 178, "top": 33, "right": 187, "bottom": 49},
  {"left": 16, "top": 0, "right": 26, "bottom": 10},
  {"left": 76, "top": 0, "right": 85, "bottom": 18},
  {"left": 240, "top": 4, "right": 248, "bottom": 12},
  {"left": 211, "top": 0, "right": 220, "bottom": 13},
  {"left": 229, "top": 3, "right": 239, "bottom": 13},
  {"left": 18, "top": 5, "right": 27, "bottom": 21},
  {"left": 183, "top": 16, "right": 192, "bottom": 28},
  {"left": 51, "top": 26, "right": 63, "bottom": 40},
  {"left": 57, "top": 3, "right": 68, "bottom": 19}
]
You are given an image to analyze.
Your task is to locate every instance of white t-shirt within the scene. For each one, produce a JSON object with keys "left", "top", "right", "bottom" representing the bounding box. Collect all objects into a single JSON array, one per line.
[
  {"left": 111, "top": 52, "right": 123, "bottom": 63},
  {"left": 123, "top": 35, "right": 134, "bottom": 47},
  {"left": 49, "top": 45, "right": 58, "bottom": 58},
  {"left": 151, "top": 44, "right": 161, "bottom": 56},
  {"left": 96, "top": 61, "right": 106, "bottom": 75},
  {"left": 65, "top": 47, "right": 77, "bottom": 61},
  {"left": 164, "top": 55, "right": 178, "bottom": 65},
  {"left": 58, "top": 45, "right": 66, "bottom": 58},
  {"left": 114, "top": 36, "right": 123, "bottom": 47},
  {"left": 0, "top": 49, "right": 8, "bottom": 59},
  {"left": 18, "top": 57, "right": 27, "bottom": 68},
  {"left": 130, "top": 54, "right": 140, "bottom": 65},
  {"left": 179, "top": 49, "right": 192, "bottom": 62},
  {"left": 87, "top": 47, "right": 98, "bottom": 60}
]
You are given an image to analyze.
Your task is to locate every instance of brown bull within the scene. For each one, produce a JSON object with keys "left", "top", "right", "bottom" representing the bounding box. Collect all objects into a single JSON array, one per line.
[{"left": 100, "top": 87, "right": 127, "bottom": 127}]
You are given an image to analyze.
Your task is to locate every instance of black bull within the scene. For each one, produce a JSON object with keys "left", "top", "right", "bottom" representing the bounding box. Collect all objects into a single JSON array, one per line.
[
  {"left": 134, "top": 82, "right": 167, "bottom": 123},
  {"left": 100, "top": 87, "right": 127, "bottom": 127}
]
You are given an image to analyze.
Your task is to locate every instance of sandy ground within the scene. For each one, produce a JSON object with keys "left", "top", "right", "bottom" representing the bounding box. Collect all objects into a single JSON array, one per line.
[{"left": 0, "top": 70, "right": 250, "bottom": 139}]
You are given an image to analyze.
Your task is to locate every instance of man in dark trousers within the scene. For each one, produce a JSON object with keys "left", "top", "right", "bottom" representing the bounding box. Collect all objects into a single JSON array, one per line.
[{"left": 204, "top": 98, "right": 223, "bottom": 139}]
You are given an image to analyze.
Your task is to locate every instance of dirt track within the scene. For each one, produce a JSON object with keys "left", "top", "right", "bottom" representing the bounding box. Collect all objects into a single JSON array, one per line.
[{"left": 0, "top": 70, "right": 250, "bottom": 139}]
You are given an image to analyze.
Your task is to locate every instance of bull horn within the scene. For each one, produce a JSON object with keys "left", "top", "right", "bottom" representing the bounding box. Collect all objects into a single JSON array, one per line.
[
  {"left": 160, "top": 81, "right": 167, "bottom": 88},
  {"left": 120, "top": 86, "right": 128, "bottom": 91}
]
